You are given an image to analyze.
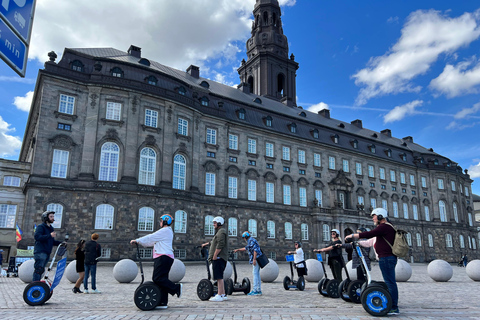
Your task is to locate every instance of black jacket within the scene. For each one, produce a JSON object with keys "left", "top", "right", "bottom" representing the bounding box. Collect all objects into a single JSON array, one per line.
[
  {"left": 84, "top": 240, "right": 101, "bottom": 265},
  {"left": 34, "top": 223, "right": 62, "bottom": 255}
]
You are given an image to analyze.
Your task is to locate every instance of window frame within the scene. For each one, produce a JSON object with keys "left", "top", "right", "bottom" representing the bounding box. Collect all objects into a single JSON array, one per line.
[{"left": 95, "top": 204, "right": 114, "bottom": 230}]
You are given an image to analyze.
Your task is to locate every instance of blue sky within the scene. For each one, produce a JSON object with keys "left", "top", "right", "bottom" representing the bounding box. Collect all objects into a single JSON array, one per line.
[{"left": 1, "top": 0, "right": 479, "bottom": 195}]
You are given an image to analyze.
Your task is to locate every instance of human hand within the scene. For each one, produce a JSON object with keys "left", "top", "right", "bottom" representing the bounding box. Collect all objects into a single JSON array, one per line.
[
  {"left": 51, "top": 232, "right": 56, "bottom": 238},
  {"left": 130, "top": 240, "right": 137, "bottom": 245},
  {"left": 253, "top": 259, "right": 256, "bottom": 266}
]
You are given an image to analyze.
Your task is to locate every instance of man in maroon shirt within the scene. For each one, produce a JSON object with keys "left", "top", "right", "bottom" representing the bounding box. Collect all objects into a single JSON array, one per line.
[{"left": 346, "top": 208, "right": 399, "bottom": 315}]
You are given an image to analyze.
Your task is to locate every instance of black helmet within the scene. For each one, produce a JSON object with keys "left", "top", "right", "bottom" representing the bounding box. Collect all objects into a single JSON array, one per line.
[
  {"left": 295, "top": 241, "right": 302, "bottom": 248},
  {"left": 42, "top": 211, "right": 55, "bottom": 223},
  {"left": 357, "top": 227, "right": 367, "bottom": 233}
]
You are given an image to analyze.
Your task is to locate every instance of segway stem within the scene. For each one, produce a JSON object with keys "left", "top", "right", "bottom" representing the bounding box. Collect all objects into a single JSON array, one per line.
[
  {"left": 135, "top": 243, "right": 145, "bottom": 285},
  {"left": 353, "top": 240, "right": 372, "bottom": 286}
]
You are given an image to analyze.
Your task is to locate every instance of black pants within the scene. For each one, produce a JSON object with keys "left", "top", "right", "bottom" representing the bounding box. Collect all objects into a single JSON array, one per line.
[
  {"left": 296, "top": 267, "right": 307, "bottom": 277},
  {"left": 153, "top": 255, "right": 179, "bottom": 305},
  {"left": 330, "top": 259, "right": 343, "bottom": 281}
]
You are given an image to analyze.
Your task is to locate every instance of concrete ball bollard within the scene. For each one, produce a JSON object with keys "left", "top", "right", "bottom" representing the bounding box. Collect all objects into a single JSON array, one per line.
[
  {"left": 18, "top": 259, "right": 37, "bottom": 283},
  {"left": 427, "top": 259, "right": 453, "bottom": 282},
  {"left": 209, "top": 261, "right": 233, "bottom": 279},
  {"left": 345, "top": 260, "right": 357, "bottom": 281},
  {"left": 260, "top": 259, "right": 279, "bottom": 282},
  {"left": 395, "top": 259, "right": 412, "bottom": 282},
  {"left": 304, "top": 259, "right": 324, "bottom": 282},
  {"left": 168, "top": 259, "right": 186, "bottom": 283},
  {"left": 466, "top": 260, "right": 480, "bottom": 281},
  {"left": 113, "top": 259, "right": 138, "bottom": 283},
  {"left": 65, "top": 260, "right": 79, "bottom": 283}
]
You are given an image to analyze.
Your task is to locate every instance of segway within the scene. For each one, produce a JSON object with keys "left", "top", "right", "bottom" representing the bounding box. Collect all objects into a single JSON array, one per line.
[
  {"left": 196, "top": 246, "right": 232, "bottom": 300},
  {"left": 316, "top": 253, "right": 340, "bottom": 298},
  {"left": 225, "top": 251, "right": 250, "bottom": 295},
  {"left": 23, "top": 234, "right": 69, "bottom": 306},
  {"left": 283, "top": 254, "right": 305, "bottom": 291},
  {"left": 133, "top": 243, "right": 164, "bottom": 310},
  {"left": 337, "top": 245, "right": 365, "bottom": 303}
]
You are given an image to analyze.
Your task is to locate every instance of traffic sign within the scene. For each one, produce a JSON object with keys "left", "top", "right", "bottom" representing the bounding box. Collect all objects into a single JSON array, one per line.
[
  {"left": 0, "top": 18, "right": 27, "bottom": 76},
  {"left": 0, "top": 0, "right": 35, "bottom": 42}
]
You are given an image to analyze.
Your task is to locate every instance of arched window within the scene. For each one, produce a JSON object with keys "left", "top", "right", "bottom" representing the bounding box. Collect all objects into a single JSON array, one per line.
[
  {"left": 247, "top": 76, "right": 254, "bottom": 93},
  {"left": 174, "top": 210, "right": 187, "bottom": 233},
  {"left": 385, "top": 149, "right": 392, "bottom": 157},
  {"left": 248, "top": 219, "right": 257, "bottom": 237},
  {"left": 71, "top": 60, "right": 84, "bottom": 72},
  {"left": 200, "top": 81, "right": 210, "bottom": 88},
  {"left": 204, "top": 215, "right": 214, "bottom": 235},
  {"left": 406, "top": 233, "right": 412, "bottom": 246},
  {"left": 267, "top": 220, "right": 275, "bottom": 239},
  {"left": 228, "top": 217, "right": 237, "bottom": 237},
  {"left": 445, "top": 234, "right": 453, "bottom": 248},
  {"left": 301, "top": 223, "right": 308, "bottom": 240},
  {"left": 332, "top": 134, "right": 339, "bottom": 144},
  {"left": 3, "top": 175, "right": 21, "bottom": 186},
  {"left": 46, "top": 203, "right": 63, "bottom": 229},
  {"left": 290, "top": 123, "right": 297, "bottom": 133},
  {"left": 453, "top": 202, "right": 458, "bottom": 223},
  {"left": 472, "top": 237, "right": 477, "bottom": 250},
  {"left": 459, "top": 235, "right": 465, "bottom": 248},
  {"left": 277, "top": 73, "right": 285, "bottom": 96},
  {"left": 265, "top": 116, "right": 272, "bottom": 127},
  {"left": 99, "top": 142, "right": 119, "bottom": 181},
  {"left": 173, "top": 154, "right": 186, "bottom": 190},
  {"left": 139, "top": 58, "right": 150, "bottom": 66},
  {"left": 138, "top": 207, "right": 154, "bottom": 231},
  {"left": 323, "top": 224, "right": 330, "bottom": 241},
  {"left": 351, "top": 140, "right": 358, "bottom": 149},
  {"left": 111, "top": 67, "right": 124, "bottom": 78},
  {"left": 178, "top": 86, "right": 186, "bottom": 96},
  {"left": 424, "top": 206, "right": 430, "bottom": 221},
  {"left": 95, "top": 204, "right": 114, "bottom": 230},
  {"left": 416, "top": 233, "right": 422, "bottom": 247},
  {"left": 139, "top": 147, "right": 156, "bottom": 185},
  {"left": 238, "top": 108, "right": 246, "bottom": 120},
  {"left": 312, "top": 129, "right": 319, "bottom": 139},
  {"left": 468, "top": 213, "right": 473, "bottom": 226},
  {"left": 369, "top": 144, "right": 376, "bottom": 153},
  {"left": 146, "top": 75, "right": 157, "bottom": 85},
  {"left": 428, "top": 234, "right": 434, "bottom": 247},
  {"left": 285, "top": 222, "right": 292, "bottom": 239},
  {"left": 200, "top": 97, "right": 209, "bottom": 106},
  {"left": 439, "top": 201, "right": 447, "bottom": 222}
]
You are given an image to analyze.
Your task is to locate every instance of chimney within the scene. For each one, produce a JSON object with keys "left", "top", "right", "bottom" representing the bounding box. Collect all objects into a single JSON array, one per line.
[
  {"left": 128, "top": 45, "right": 141, "bottom": 58},
  {"left": 402, "top": 136, "right": 413, "bottom": 143},
  {"left": 318, "top": 109, "right": 330, "bottom": 119},
  {"left": 351, "top": 119, "right": 363, "bottom": 128},
  {"left": 187, "top": 65, "right": 200, "bottom": 78},
  {"left": 381, "top": 129, "right": 392, "bottom": 137},
  {"left": 237, "top": 82, "right": 251, "bottom": 94}
]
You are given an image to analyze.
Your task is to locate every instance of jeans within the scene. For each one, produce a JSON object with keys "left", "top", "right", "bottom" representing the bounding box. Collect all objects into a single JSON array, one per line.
[
  {"left": 84, "top": 264, "right": 97, "bottom": 290},
  {"left": 379, "top": 256, "right": 398, "bottom": 309},
  {"left": 252, "top": 262, "right": 261, "bottom": 292},
  {"left": 33, "top": 252, "right": 49, "bottom": 281},
  {"left": 152, "top": 255, "right": 179, "bottom": 305}
]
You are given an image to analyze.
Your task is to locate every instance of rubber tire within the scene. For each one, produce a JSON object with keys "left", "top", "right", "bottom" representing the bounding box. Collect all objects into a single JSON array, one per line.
[
  {"left": 44, "top": 289, "right": 54, "bottom": 302},
  {"left": 361, "top": 286, "right": 392, "bottom": 317},
  {"left": 23, "top": 281, "right": 51, "bottom": 306},
  {"left": 318, "top": 278, "right": 328, "bottom": 296},
  {"left": 296, "top": 276, "right": 305, "bottom": 291},
  {"left": 225, "top": 278, "right": 234, "bottom": 295},
  {"left": 197, "top": 279, "right": 214, "bottom": 301},
  {"left": 242, "top": 277, "right": 251, "bottom": 295},
  {"left": 134, "top": 281, "right": 161, "bottom": 311},
  {"left": 283, "top": 276, "right": 291, "bottom": 290},
  {"left": 347, "top": 280, "right": 364, "bottom": 304},
  {"left": 326, "top": 279, "right": 340, "bottom": 298},
  {"left": 338, "top": 279, "right": 351, "bottom": 302}
]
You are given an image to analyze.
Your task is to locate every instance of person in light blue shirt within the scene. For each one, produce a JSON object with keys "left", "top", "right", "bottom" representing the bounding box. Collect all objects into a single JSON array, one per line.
[{"left": 234, "top": 231, "right": 263, "bottom": 296}]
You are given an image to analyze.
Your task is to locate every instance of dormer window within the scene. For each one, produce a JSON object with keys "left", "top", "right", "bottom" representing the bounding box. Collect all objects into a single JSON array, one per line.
[
  {"left": 237, "top": 108, "right": 246, "bottom": 120},
  {"left": 400, "top": 153, "right": 407, "bottom": 162},
  {"left": 178, "top": 86, "right": 186, "bottom": 96},
  {"left": 146, "top": 75, "right": 157, "bottom": 85},
  {"left": 289, "top": 123, "right": 297, "bottom": 133},
  {"left": 369, "top": 144, "right": 376, "bottom": 153},
  {"left": 254, "top": 98, "right": 262, "bottom": 104},
  {"left": 139, "top": 58, "right": 150, "bottom": 66},
  {"left": 299, "top": 111, "right": 306, "bottom": 117},
  {"left": 434, "top": 159, "right": 439, "bottom": 165},
  {"left": 331, "top": 134, "right": 339, "bottom": 144},
  {"left": 111, "top": 67, "right": 124, "bottom": 78},
  {"left": 350, "top": 139, "right": 358, "bottom": 149},
  {"left": 71, "top": 60, "right": 84, "bottom": 72},
  {"left": 200, "top": 81, "right": 210, "bottom": 89},
  {"left": 264, "top": 116, "right": 272, "bottom": 127},
  {"left": 372, "top": 133, "right": 378, "bottom": 138},
  {"left": 385, "top": 149, "right": 392, "bottom": 157},
  {"left": 200, "top": 97, "right": 209, "bottom": 106},
  {"left": 312, "top": 129, "right": 319, "bottom": 139},
  {"left": 338, "top": 123, "right": 345, "bottom": 128}
]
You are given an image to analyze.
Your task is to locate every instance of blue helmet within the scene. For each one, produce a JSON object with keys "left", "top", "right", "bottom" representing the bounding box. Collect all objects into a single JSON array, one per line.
[
  {"left": 242, "top": 231, "right": 251, "bottom": 238},
  {"left": 160, "top": 214, "right": 173, "bottom": 226}
]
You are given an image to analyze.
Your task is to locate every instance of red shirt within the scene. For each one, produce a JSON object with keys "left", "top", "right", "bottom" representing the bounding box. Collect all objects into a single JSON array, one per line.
[{"left": 359, "top": 223, "right": 396, "bottom": 258}]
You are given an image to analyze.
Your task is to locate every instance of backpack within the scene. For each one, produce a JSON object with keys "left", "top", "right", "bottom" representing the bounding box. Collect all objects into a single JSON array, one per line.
[
  {"left": 383, "top": 222, "right": 409, "bottom": 258},
  {"left": 367, "top": 246, "right": 377, "bottom": 262}
]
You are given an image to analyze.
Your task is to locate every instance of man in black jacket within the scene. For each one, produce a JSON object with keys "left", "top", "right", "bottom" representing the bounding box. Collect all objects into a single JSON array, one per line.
[
  {"left": 83, "top": 233, "right": 101, "bottom": 294},
  {"left": 33, "top": 211, "right": 62, "bottom": 281}
]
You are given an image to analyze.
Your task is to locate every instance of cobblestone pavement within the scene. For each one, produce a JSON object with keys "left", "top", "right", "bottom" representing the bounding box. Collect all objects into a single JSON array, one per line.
[{"left": 1, "top": 261, "right": 478, "bottom": 319}]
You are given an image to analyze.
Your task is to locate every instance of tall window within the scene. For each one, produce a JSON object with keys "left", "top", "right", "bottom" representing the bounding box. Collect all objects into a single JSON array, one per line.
[
  {"left": 266, "top": 182, "right": 274, "bottom": 203},
  {"left": 400, "top": 173, "right": 406, "bottom": 184},
  {"left": 46, "top": 203, "right": 63, "bottom": 229},
  {"left": 51, "top": 149, "right": 69, "bottom": 178},
  {"left": 368, "top": 165, "right": 374, "bottom": 178},
  {"left": 3, "top": 176, "right": 20, "bottom": 187},
  {"left": 323, "top": 224, "right": 330, "bottom": 241},
  {"left": 379, "top": 168, "right": 385, "bottom": 180},
  {"left": 106, "top": 102, "right": 122, "bottom": 121},
  {"left": 283, "top": 147, "right": 290, "bottom": 160},
  {"left": 95, "top": 204, "right": 114, "bottom": 230},
  {"left": 358, "top": 196, "right": 364, "bottom": 205},
  {"left": 370, "top": 198, "right": 377, "bottom": 209},
  {"left": 382, "top": 199, "right": 388, "bottom": 210},
  {"left": 438, "top": 179, "right": 444, "bottom": 189},
  {"left": 174, "top": 210, "right": 187, "bottom": 233},
  {"left": 248, "top": 180, "right": 256, "bottom": 201},
  {"left": 468, "top": 213, "right": 473, "bottom": 226},
  {"left": 204, "top": 215, "right": 214, "bottom": 235},
  {"left": 329, "top": 156, "right": 335, "bottom": 170},
  {"left": 356, "top": 162, "right": 362, "bottom": 175},
  {"left": 416, "top": 233, "right": 422, "bottom": 247},
  {"left": 403, "top": 203, "right": 409, "bottom": 219},
  {"left": 173, "top": 154, "right": 186, "bottom": 190},
  {"left": 228, "top": 177, "right": 238, "bottom": 199},
  {"left": 410, "top": 174, "right": 415, "bottom": 186},
  {"left": 229, "top": 134, "right": 238, "bottom": 150},
  {"left": 0, "top": 204, "right": 16, "bottom": 228},
  {"left": 315, "top": 190, "right": 323, "bottom": 207},
  {"left": 99, "top": 142, "right": 119, "bottom": 181},
  {"left": 228, "top": 217, "right": 237, "bottom": 236},
  {"left": 266, "top": 142, "right": 274, "bottom": 157},
  {"left": 445, "top": 234, "right": 453, "bottom": 247},
  {"left": 299, "top": 187, "right": 307, "bottom": 207},
  {"left": 453, "top": 203, "right": 458, "bottom": 223},
  {"left": 390, "top": 170, "right": 396, "bottom": 182},
  {"left": 393, "top": 201, "right": 399, "bottom": 218},
  {"left": 339, "top": 193, "right": 345, "bottom": 208},
  {"left": 206, "top": 128, "right": 217, "bottom": 145},
  {"left": 145, "top": 109, "right": 158, "bottom": 127},
  {"left": 314, "top": 153, "right": 321, "bottom": 167},
  {"left": 248, "top": 138, "right": 257, "bottom": 154},
  {"left": 424, "top": 206, "right": 430, "bottom": 221},
  {"left": 406, "top": 233, "right": 412, "bottom": 246},
  {"left": 178, "top": 118, "right": 188, "bottom": 136},
  {"left": 301, "top": 223, "right": 308, "bottom": 240},
  {"left": 138, "top": 207, "right": 154, "bottom": 231},
  {"left": 298, "top": 150, "right": 306, "bottom": 164},
  {"left": 285, "top": 222, "right": 293, "bottom": 239},
  {"left": 248, "top": 219, "right": 257, "bottom": 237},
  {"left": 205, "top": 173, "right": 216, "bottom": 196},
  {"left": 451, "top": 181, "right": 456, "bottom": 191},
  {"left": 343, "top": 160, "right": 349, "bottom": 172},
  {"left": 439, "top": 201, "right": 447, "bottom": 222},
  {"left": 428, "top": 234, "right": 434, "bottom": 247},
  {"left": 465, "top": 186, "right": 469, "bottom": 196},
  {"left": 283, "top": 185, "right": 291, "bottom": 205},
  {"left": 421, "top": 176, "right": 427, "bottom": 188},
  {"left": 139, "top": 147, "right": 156, "bottom": 185},
  {"left": 59, "top": 94, "right": 75, "bottom": 114},
  {"left": 413, "top": 204, "right": 418, "bottom": 220},
  {"left": 459, "top": 235, "right": 465, "bottom": 248},
  {"left": 267, "top": 221, "right": 275, "bottom": 238}
]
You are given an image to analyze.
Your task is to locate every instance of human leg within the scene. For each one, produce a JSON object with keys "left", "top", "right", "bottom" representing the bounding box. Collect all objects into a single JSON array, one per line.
[
  {"left": 252, "top": 263, "right": 261, "bottom": 293},
  {"left": 379, "top": 256, "right": 399, "bottom": 310},
  {"left": 73, "top": 271, "right": 85, "bottom": 293},
  {"left": 211, "top": 259, "right": 227, "bottom": 300},
  {"left": 83, "top": 264, "right": 90, "bottom": 290},
  {"left": 90, "top": 264, "right": 97, "bottom": 290},
  {"left": 33, "top": 253, "right": 49, "bottom": 281},
  {"left": 331, "top": 260, "right": 343, "bottom": 281},
  {"left": 153, "top": 255, "right": 180, "bottom": 305}
]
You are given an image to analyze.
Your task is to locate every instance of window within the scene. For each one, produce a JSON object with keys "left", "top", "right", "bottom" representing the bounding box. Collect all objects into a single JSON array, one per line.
[
  {"left": 57, "top": 123, "right": 71, "bottom": 131},
  {"left": 138, "top": 207, "right": 154, "bottom": 231},
  {"left": 285, "top": 222, "right": 293, "bottom": 239},
  {"left": 379, "top": 168, "right": 385, "bottom": 180},
  {"left": 0, "top": 204, "right": 16, "bottom": 228},
  {"left": 146, "top": 75, "right": 157, "bottom": 85},
  {"left": 459, "top": 235, "right": 465, "bottom": 248},
  {"left": 400, "top": 173, "right": 406, "bottom": 184},
  {"left": 428, "top": 234, "right": 434, "bottom": 247},
  {"left": 315, "top": 172, "right": 321, "bottom": 178},
  {"left": 438, "top": 179, "right": 444, "bottom": 190},
  {"left": 178, "top": 118, "right": 188, "bottom": 136},
  {"left": 228, "top": 217, "right": 237, "bottom": 236},
  {"left": 266, "top": 142, "right": 274, "bottom": 157},
  {"left": 248, "top": 138, "right": 257, "bottom": 154},
  {"left": 207, "top": 151, "right": 215, "bottom": 158},
  {"left": 468, "top": 213, "right": 473, "bottom": 226},
  {"left": 178, "top": 86, "right": 186, "bottom": 96},
  {"left": 174, "top": 210, "right": 187, "bottom": 233},
  {"left": 413, "top": 205, "right": 418, "bottom": 220},
  {"left": 403, "top": 203, "right": 409, "bottom": 219},
  {"left": 283, "top": 147, "right": 290, "bottom": 160},
  {"left": 290, "top": 123, "right": 297, "bottom": 133},
  {"left": 424, "top": 206, "right": 430, "bottom": 221},
  {"left": 323, "top": 224, "right": 330, "bottom": 241},
  {"left": 368, "top": 165, "right": 374, "bottom": 178},
  {"left": 283, "top": 166, "right": 290, "bottom": 172},
  {"left": 342, "top": 160, "right": 349, "bottom": 172},
  {"left": 100, "top": 248, "right": 111, "bottom": 258},
  {"left": 314, "top": 153, "right": 321, "bottom": 167},
  {"left": 46, "top": 203, "right": 63, "bottom": 229},
  {"left": 265, "top": 116, "right": 272, "bottom": 127},
  {"left": 71, "top": 60, "right": 83, "bottom": 72},
  {"left": 200, "top": 97, "right": 209, "bottom": 106},
  {"left": 248, "top": 219, "right": 257, "bottom": 237},
  {"left": 266, "top": 163, "right": 273, "bottom": 169},
  {"left": 301, "top": 223, "right": 308, "bottom": 240},
  {"left": 95, "top": 204, "right": 114, "bottom": 230},
  {"left": 356, "top": 162, "right": 362, "bottom": 175},
  {"left": 248, "top": 160, "right": 256, "bottom": 166},
  {"left": 229, "top": 156, "right": 237, "bottom": 163},
  {"left": 283, "top": 185, "right": 291, "bottom": 205},
  {"left": 451, "top": 181, "right": 456, "bottom": 191},
  {"left": 332, "top": 134, "right": 339, "bottom": 144},
  {"left": 315, "top": 190, "right": 322, "bottom": 207},
  {"left": 51, "top": 149, "right": 69, "bottom": 178},
  {"left": 416, "top": 233, "right": 422, "bottom": 247},
  {"left": 465, "top": 186, "right": 469, "bottom": 196},
  {"left": 3, "top": 176, "right": 21, "bottom": 187},
  {"left": 238, "top": 109, "right": 246, "bottom": 120},
  {"left": 174, "top": 249, "right": 186, "bottom": 259},
  {"left": 406, "top": 233, "right": 412, "bottom": 246},
  {"left": 267, "top": 221, "right": 275, "bottom": 239},
  {"left": 339, "top": 193, "right": 345, "bottom": 208},
  {"left": 358, "top": 196, "right": 364, "bottom": 205},
  {"left": 106, "top": 102, "right": 122, "bottom": 121},
  {"left": 248, "top": 180, "right": 256, "bottom": 201},
  {"left": 111, "top": 67, "right": 123, "bottom": 77},
  {"left": 229, "top": 134, "right": 238, "bottom": 150},
  {"left": 439, "top": 201, "right": 447, "bottom": 222},
  {"left": 99, "top": 142, "right": 119, "bottom": 181},
  {"left": 138, "top": 248, "right": 153, "bottom": 259},
  {"left": 298, "top": 150, "right": 306, "bottom": 164},
  {"left": 369, "top": 144, "right": 376, "bottom": 153},
  {"left": 173, "top": 154, "right": 186, "bottom": 190},
  {"left": 266, "top": 182, "right": 274, "bottom": 203},
  {"left": 421, "top": 177, "right": 427, "bottom": 188},
  {"left": 204, "top": 215, "right": 214, "bottom": 235},
  {"left": 390, "top": 170, "right": 396, "bottom": 182},
  {"left": 351, "top": 140, "right": 358, "bottom": 149},
  {"left": 393, "top": 201, "right": 399, "bottom": 218},
  {"left": 386, "top": 149, "right": 392, "bottom": 157},
  {"left": 381, "top": 185, "right": 386, "bottom": 190},
  {"left": 370, "top": 198, "right": 377, "bottom": 209},
  {"left": 370, "top": 182, "right": 375, "bottom": 187},
  {"left": 382, "top": 199, "right": 388, "bottom": 210},
  {"left": 139, "top": 147, "right": 156, "bottom": 185},
  {"left": 453, "top": 203, "right": 458, "bottom": 223},
  {"left": 410, "top": 174, "right": 415, "bottom": 186},
  {"left": 329, "top": 156, "right": 335, "bottom": 170},
  {"left": 299, "top": 187, "right": 307, "bottom": 207},
  {"left": 312, "top": 129, "right": 319, "bottom": 139},
  {"left": 228, "top": 177, "right": 238, "bottom": 199},
  {"left": 401, "top": 153, "right": 407, "bottom": 161},
  {"left": 392, "top": 186, "right": 396, "bottom": 191},
  {"left": 299, "top": 169, "right": 305, "bottom": 175},
  {"left": 59, "top": 94, "right": 75, "bottom": 114},
  {"left": 205, "top": 173, "right": 216, "bottom": 196},
  {"left": 206, "top": 128, "right": 217, "bottom": 145}
]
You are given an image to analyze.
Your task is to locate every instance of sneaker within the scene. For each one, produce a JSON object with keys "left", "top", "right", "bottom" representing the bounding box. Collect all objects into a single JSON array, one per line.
[
  {"left": 221, "top": 294, "right": 228, "bottom": 301},
  {"left": 156, "top": 304, "right": 168, "bottom": 309},
  {"left": 387, "top": 308, "right": 400, "bottom": 315},
  {"left": 72, "top": 287, "right": 77, "bottom": 294},
  {"left": 209, "top": 294, "right": 224, "bottom": 302},
  {"left": 247, "top": 291, "right": 257, "bottom": 296},
  {"left": 92, "top": 289, "right": 101, "bottom": 294},
  {"left": 84, "top": 289, "right": 89, "bottom": 294},
  {"left": 256, "top": 291, "right": 262, "bottom": 296},
  {"left": 176, "top": 283, "right": 183, "bottom": 298}
]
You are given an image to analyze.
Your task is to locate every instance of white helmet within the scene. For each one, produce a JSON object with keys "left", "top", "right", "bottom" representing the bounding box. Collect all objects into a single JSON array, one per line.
[
  {"left": 213, "top": 216, "right": 224, "bottom": 226},
  {"left": 371, "top": 208, "right": 387, "bottom": 220},
  {"left": 331, "top": 229, "right": 340, "bottom": 235}
]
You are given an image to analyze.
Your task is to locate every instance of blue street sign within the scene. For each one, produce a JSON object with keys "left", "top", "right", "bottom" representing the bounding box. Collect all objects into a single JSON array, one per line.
[
  {"left": 0, "top": 18, "right": 27, "bottom": 75},
  {"left": 0, "top": 0, "right": 35, "bottom": 42}
]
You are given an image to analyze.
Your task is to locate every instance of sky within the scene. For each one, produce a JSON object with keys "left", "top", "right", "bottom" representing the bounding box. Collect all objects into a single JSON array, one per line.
[{"left": 0, "top": 0, "right": 479, "bottom": 195}]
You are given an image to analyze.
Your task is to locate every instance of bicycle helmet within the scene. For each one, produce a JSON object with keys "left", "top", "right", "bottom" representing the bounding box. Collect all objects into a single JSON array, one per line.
[
  {"left": 242, "top": 231, "right": 251, "bottom": 238},
  {"left": 294, "top": 241, "right": 302, "bottom": 248},
  {"left": 160, "top": 214, "right": 173, "bottom": 226},
  {"left": 41, "top": 211, "right": 55, "bottom": 223},
  {"left": 331, "top": 229, "right": 340, "bottom": 236},
  {"left": 371, "top": 208, "right": 388, "bottom": 220},
  {"left": 213, "top": 216, "right": 224, "bottom": 226}
]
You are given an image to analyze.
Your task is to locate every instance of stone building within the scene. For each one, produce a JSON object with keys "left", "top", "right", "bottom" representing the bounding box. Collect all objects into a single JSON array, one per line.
[{"left": 18, "top": 0, "right": 477, "bottom": 262}]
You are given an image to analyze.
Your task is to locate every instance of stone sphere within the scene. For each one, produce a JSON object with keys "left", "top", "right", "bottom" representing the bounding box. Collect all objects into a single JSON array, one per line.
[
  {"left": 345, "top": 260, "right": 357, "bottom": 281},
  {"left": 427, "top": 259, "right": 453, "bottom": 282},
  {"left": 65, "top": 260, "right": 79, "bottom": 283},
  {"left": 113, "top": 259, "right": 138, "bottom": 283},
  {"left": 168, "top": 259, "right": 186, "bottom": 283},
  {"left": 395, "top": 259, "right": 412, "bottom": 282},
  {"left": 209, "top": 261, "right": 232, "bottom": 280},
  {"left": 304, "top": 259, "right": 324, "bottom": 282},
  {"left": 260, "top": 259, "right": 279, "bottom": 282},
  {"left": 466, "top": 260, "right": 480, "bottom": 281},
  {"left": 18, "top": 259, "right": 37, "bottom": 283}
]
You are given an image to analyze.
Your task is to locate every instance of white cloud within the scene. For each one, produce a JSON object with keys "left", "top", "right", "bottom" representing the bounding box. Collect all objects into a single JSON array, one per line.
[
  {"left": 353, "top": 9, "right": 480, "bottom": 105},
  {"left": 279, "top": 0, "right": 296, "bottom": 6},
  {"left": 468, "top": 161, "right": 480, "bottom": 178},
  {"left": 454, "top": 102, "right": 480, "bottom": 119},
  {"left": 307, "top": 102, "right": 329, "bottom": 113},
  {"left": 446, "top": 120, "right": 480, "bottom": 130},
  {"left": 387, "top": 16, "right": 399, "bottom": 24},
  {"left": 383, "top": 100, "right": 423, "bottom": 123},
  {"left": 430, "top": 57, "right": 480, "bottom": 97},
  {"left": 0, "top": 76, "right": 36, "bottom": 84},
  {"left": 13, "top": 91, "right": 34, "bottom": 112},
  {"left": 0, "top": 116, "right": 22, "bottom": 158}
]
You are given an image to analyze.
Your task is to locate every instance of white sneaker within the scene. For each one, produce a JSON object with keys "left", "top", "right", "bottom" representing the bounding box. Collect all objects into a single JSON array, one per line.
[
  {"left": 92, "top": 289, "right": 101, "bottom": 294},
  {"left": 209, "top": 294, "right": 224, "bottom": 302},
  {"left": 84, "top": 289, "right": 89, "bottom": 294},
  {"left": 221, "top": 294, "right": 228, "bottom": 301}
]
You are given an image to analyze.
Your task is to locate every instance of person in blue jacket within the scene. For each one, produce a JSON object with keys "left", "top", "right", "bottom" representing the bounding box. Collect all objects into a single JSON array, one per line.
[{"left": 33, "top": 211, "right": 62, "bottom": 281}]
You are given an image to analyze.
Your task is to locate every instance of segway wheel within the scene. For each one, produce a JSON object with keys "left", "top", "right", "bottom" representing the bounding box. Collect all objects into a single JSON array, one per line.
[
  {"left": 44, "top": 289, "right": 54, "bottom": 302},
  {"left": 283, "top": 276, "right": 291, "bottom": 290},
  {"left": 347, "top": 280, "right": 364, "bottom": 304},
  {"left": 242, "top": 277, "right": 251, "bottom": 295},
  {"left": 23, "top": 281, "right": 50, "bottom": 306},
  {"left": 134, "top": 282, "right": 161, "bottom": 311},
  {"left": 318, "top": 278, "right": 328, "bottom": 296},
  {"left": 225, "top": 278, "right": 234, "bottom": 295},
  {"left": 197, "top": 279, "right": 214, "bottom": 301},
  {"left": 326, "top": 279, "right": 340, "bottom": 298},
  {"left": 360, "top": 286, "right": 392, "bottom": 317},
  {"left": 296, "top": 276, "right": 305, "bottom": 291},
  {"left": 338, "top": 279, "right": 351, "bottom": 302}
]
